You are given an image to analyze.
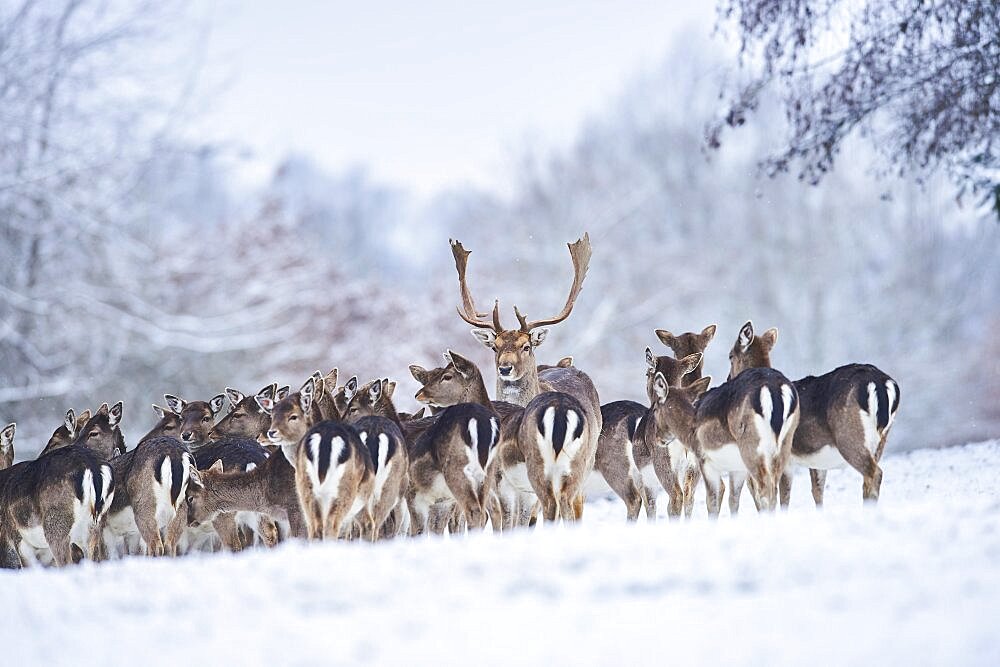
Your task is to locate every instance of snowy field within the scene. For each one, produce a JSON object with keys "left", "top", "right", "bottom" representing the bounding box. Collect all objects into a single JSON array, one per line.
[{"left": 4, "top": 441, "right": 1000, "bottom": 666}]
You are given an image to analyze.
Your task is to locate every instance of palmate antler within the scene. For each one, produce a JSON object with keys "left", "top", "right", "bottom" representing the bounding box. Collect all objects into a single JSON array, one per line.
[
  {"left": 450, "top": 233, "right": 592, "bottom": 333},
  {"left": 450, "top": 239, "right": 503, "bottom": 331}
]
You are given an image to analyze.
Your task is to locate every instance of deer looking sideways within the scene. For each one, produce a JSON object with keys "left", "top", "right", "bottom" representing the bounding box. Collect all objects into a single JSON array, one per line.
[{"left": 450, "top": 234, "right": 602, "bottom": 523}]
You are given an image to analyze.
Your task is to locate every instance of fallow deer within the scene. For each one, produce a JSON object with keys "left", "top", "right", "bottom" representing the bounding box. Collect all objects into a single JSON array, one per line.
[
  {"left": 351, "top": 416, "right": 409, "bottom": 539},
  {"left": 410, "top": 351, "right": 524, "bottom": 530},
  {"left": 39, "top": 409, "right": 91, "bottom": 456},
  {"left": 0, "top": 424, "right": 18, "bottom": 568},
  {"left": 0, "top": 402, "right": 121, "bottom": 566},
  {"left": 164, "top": 392, "right": 227, "bottom": 447},
  {"left": 651, "top": 360, "right": 799, "bottom": 514},
  {"left": 450, "top": 235, "right": 602, "bottom": 523},
  {"left": 727, "top": 321, "right": 900, "bottom": 505},
  {"left": 294, "top": 420, "right": 374, "bottom": 540},
  {"left": 595, "top": 350, "right": 707, "bottom": 521}
]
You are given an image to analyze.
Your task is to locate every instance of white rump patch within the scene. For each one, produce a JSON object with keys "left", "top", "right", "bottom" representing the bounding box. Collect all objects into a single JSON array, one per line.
[
  {"left": 372, "top": 433, "right": 393, "bottom": 503},
  {"left": 861, "top": 382, "right": 880, "bottom": 455},
  {"left": 306, "top": 433, "right": 348, "bottom": 515},
  {"left": 885, "top": 380, "right": 898, "bottom": 431},
  {"left": 753, "top": 387, "right": 779, "bottom": 466},
  {"left": 464, "top": 418, "right": 485, "bottom": 494}
]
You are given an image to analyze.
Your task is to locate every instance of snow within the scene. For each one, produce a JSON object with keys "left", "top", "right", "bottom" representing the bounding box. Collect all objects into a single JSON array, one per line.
[{"left": 4, "top": 441, "right": 1000, "bottom": 666}]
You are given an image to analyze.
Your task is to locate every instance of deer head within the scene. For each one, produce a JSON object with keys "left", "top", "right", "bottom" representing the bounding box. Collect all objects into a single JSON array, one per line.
[
  {"left": 654, "top": 324, "right": 717, "bottom": 381},
  {"left": 73, "top": 401, "right": 125, "bottom": 458},
  {"left": 209, "top": 383, "right": 277, "bottom": 440},
  {"left": 450, "top": 233, "right": 591, "bottom": 402},
  {"left": 343, "top": 377, "right": 397, "bottom": 423},
  {"left": 410, "top": 350, "right": 489, "bottom": 408},
  {"left": 644, "top": 348, "right": 703, "bottom": 404},
  {"left": 727, "top": 321, "right": 778, "bottom": 380},
  {"left": 164, "top": 393, "right": 227, "bottom": 446}
]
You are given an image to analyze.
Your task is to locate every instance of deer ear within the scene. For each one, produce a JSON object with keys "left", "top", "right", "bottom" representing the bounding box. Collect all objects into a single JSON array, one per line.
[
  {"left": 738, "top": 321, "right": 754, "bottom": 351},
  {"left": 226, "top": 387, "right": 245, "bottom": 408},
  {"left": 655, "top": 329, "right": 675, "bottom": 348},
  {"left": 258, "top": 383, "right": 276, "bottom": 401},
  {"left": 300, "top": 378, "right": 315, "bottom": 413},
  {"left": 471, "top": 329, "right": 496, "bottom": 349},
  {"left": 760, "top": 327, "right": 778, "bottom": 350},
  {"left": 97, "top": 402, "right": 110, "bottom": 417},
  {"left": 1, "top": 423, "right": 15, "bottom": 448},
  {"left": 324, "top": 369, "right": 338, "bottom": 390},
  {"left": 688, "top": 376, "right": 712, "bottom": 397},
  {"left": 164, "top": 394, "right": 185, "bottom": 415},
  {"left": 645, "top": 347, "right": 656, "bottom": 371},
  {"left": 369, "top": 381, "right": 382, "bottom": 403},
  {"left": 679, "top": 353, "right": 703, "bottom": 376},
  {"left": 652, "top": 373, "right": 669, "bottom": 404},
  {"left": 409, "top": 365, "right": 429, "bottom": 384},
  {"left": 345, "top": 376, "right": 358, "bottom": 400},
  {"left": 152, "top": 404, "right": 167, "bottom": 420},
  {"left": 255, "top": 396, "right": 274, "bottom": 415},
  {"left": 530, "top": 328, "right": 548, "bottom": 347},
  {"left": 701, "top": 324, "right": 717, "bottom": 342},
  {"left": 412, "top": 408, "right": 425, "bottom": 419},
  {"left": 384, "top": 380, "right": 396, "bottom": 400},
  {"left": 77, "top": 410, "right": 91, "bottom": 427},
  {"left": 208, "top": 459, "right": 224, "bottom": 474},
  {"left": 276, "top": 385, "right": 290, "bottom": 401},
  {"left": 64, "top": 409, "right": 77, "bottom": 435},
  {"left": 208, "top": 394, "right": 226, "bottom": 416},
  {"left": 109, "top": 401, "right": 123, "bottom": 427},
  {"left": 447, "top": 350, "right": 477, "bottom": 379}
]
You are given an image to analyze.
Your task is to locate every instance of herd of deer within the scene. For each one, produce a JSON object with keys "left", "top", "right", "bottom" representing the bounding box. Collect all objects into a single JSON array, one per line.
[{"left": 0, "top": 234, "right": 901, "bottom": 568}]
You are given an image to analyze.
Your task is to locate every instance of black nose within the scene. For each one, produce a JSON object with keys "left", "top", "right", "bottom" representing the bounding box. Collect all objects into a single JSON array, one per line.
[
  {"left": 499, "top": 365, "right": 513, "bottom": 377},
  {"left": 267, "top": 430, "right": 278, "bottom": 440},
  {"left": 182, "top": 432, "right": 193, "bottom": 441}
]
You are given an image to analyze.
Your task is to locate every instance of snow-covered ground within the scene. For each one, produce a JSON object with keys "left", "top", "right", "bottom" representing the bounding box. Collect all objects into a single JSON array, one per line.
[{"left": 4, "top": 441, "right": 1000, "bottom": 666}]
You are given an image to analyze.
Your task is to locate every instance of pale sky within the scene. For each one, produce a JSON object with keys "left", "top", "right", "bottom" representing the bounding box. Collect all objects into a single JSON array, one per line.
[{"left": 191, "top": 1, "right": 714, "bottom": 197}]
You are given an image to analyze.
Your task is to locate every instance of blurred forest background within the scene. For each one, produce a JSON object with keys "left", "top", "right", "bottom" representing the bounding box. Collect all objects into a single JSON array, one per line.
[{"left": 1, "top": 1, "right": 997, "bottom": 457}]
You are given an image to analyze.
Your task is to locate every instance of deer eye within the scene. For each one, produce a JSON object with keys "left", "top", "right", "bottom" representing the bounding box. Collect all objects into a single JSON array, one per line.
[
  {"left": 442, "top": 374, "right": 453, "bottom": 381},
  {"left": 89, "top": 431, "right": 99, "bottom": 438},
  {"left": 288, "top": 414, "right": 298, "bottom": 421},
  {"left": 232, "top": 412, "right": 245, "bottom": 419},
  {"left": 522, "top": 345, "right": 531, "bottom": 353},
  {"left": 202, "top": 416, "right": 211, "bottom": 423}
]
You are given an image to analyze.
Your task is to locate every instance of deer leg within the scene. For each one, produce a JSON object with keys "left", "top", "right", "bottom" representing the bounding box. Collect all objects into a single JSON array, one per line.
[
  {"left": 682, "top": 465, "right": 700, "bottom": 519},
  {"left": 212, "top": 512, "right": 243, "bottom": 550},
  {"left": 162, "top": 510, "right": 187, "bottom": 557},
  {"left": 728, "top": 472, "right": 746, "bottom": 516},
  {"left": 257, "top": 516, "right": 280, "bottom": 547},
  {"left": 42, "top": 515, "right": 73, "bottom": 567},
  {"left": 779, "top": 470, "right": 794, "bottom": 508},
  {"left": 836, "top": 422, "right": 883, "bottom": 503},
  {"left": 135, "top": 512, "right": 164, "bottom": 557},
  {"left": 641, "top": 484, "right": 658, "bottom": 521},
  {"left": 701, "top": 466, "right": 723, "bottom": 518},
  {"left": 808, "top": 469, "right": 827, "bottom": 507}
]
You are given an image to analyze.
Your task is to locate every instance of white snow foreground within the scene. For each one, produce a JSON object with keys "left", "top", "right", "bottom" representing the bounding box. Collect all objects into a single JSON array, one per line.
[{"left": 3, "top": 441, "right": 1000, "bottom": 666}]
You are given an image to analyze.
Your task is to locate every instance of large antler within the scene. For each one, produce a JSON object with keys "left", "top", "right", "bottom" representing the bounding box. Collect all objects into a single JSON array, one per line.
[
  {"left": 514, "top": 232, "right": 592, "bottom": 332},
  {"left": 450, "top": 239, "right": 502, "bottom": 331}
]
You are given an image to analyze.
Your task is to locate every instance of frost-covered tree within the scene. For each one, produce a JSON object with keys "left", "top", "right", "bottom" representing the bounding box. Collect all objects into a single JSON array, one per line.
[{"left": 710, "top": 0, "right": 1000, "bottom": 217}]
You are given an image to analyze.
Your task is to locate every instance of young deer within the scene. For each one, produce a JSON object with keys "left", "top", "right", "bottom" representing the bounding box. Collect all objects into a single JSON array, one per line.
[
  {"left": 596, "top": 350, "right": 707, "bottom": 521},
  {"left": 728, "top": 321, "right": 900, "bottom": 505},
  {"left": 0, "top": 402, "right": 121, "bottom": 566},
  {"left": 40, "top": 409, "right": 92, "bottom": 456},
  {"left": 451, "top": 235, "right": 602, "bottom": 523},
  {"left": 294, "top": 420, "right": 374, "bottom": 540},
  {"left": 164, "top": 393, "right": 227, "bottom": 447},
  {"left": 652, "top": 360, "right": 799, "bottom": 514},
  {"left": 352, "top": 416, "right": 409, "bottom": 539}
]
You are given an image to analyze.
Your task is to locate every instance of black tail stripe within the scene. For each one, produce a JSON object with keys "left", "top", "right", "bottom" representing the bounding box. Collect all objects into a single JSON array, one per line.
[
  {"left": 476, "top": 418, "right": 492, "bottom": 468},
  {"left": 92, "top": 465, "right": 105, "bottom": 515},
  {"left": 169, "top": 455, "right": 184, "bottom": 506},
  {"left": 890, "top": 381, "right": 900, "bottom": 414},
  {"left": 875, "top": 382, "right": 890, "bottom": 431},
  {"left": 317, "top": 436, "right": 332, "bottom": 484},
  {"left": 336, "top": 439, "right": 351, "bottom": 465},
  {"left": 769, "top": 386, "right": 783, "bottom": 438},
  {"left": 550, "top": 408, "right": 567, "bottom": 456}
]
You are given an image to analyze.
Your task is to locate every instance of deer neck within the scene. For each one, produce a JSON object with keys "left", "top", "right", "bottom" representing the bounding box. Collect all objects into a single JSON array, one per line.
[
  {"left": 664, "top": 398, "right": 698, "bottom": 450},
  {"left": 463, "top": 374, "right": 494, "bottom": 408},
  {"left": 206, "top": 470, "right": 266, "bottom": 515},
  {"left": 496, "top": 369, "right": 541, "bottom": 408}
]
